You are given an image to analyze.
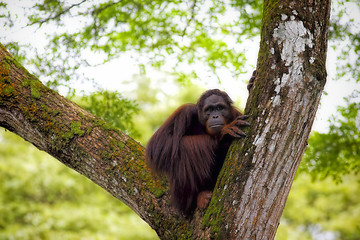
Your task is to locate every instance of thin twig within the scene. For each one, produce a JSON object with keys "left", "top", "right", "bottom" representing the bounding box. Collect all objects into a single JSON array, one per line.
[
  {"left": 182, "top": 0, "right": 198, "bottom": 37},
  {"left": 32, "top": 0, "right": 87, "bottom": 26}
]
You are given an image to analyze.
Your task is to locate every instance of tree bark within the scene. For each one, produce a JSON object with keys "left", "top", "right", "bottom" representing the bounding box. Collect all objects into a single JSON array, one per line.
[
  {"left": 0, "top": 0, "right": 330, "bottom": 239},
  {"left": 202, "top": 1, "right": 330, "bottom": 239}
]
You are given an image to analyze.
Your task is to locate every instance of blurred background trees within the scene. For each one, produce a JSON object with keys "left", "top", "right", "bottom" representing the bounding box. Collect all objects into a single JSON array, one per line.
[{"left": 0, "top": 0, "right": 359, "bottom": 239}]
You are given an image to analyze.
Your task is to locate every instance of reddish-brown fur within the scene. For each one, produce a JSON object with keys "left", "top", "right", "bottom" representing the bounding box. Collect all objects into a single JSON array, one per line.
[{"left": 146, "top": 89, "right": 246, "bottom": 215}]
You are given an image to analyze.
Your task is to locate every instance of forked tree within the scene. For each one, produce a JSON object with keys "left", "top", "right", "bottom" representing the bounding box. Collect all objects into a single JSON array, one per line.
[{"left": 0, "top": 1, "right": 330, "bottom": 239}]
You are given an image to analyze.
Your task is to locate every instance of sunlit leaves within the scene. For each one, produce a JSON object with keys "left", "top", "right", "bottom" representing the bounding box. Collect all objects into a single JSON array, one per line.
[
  {"left": 78, "top": 90, "right": 140, "bottom": 137},
  {"left": 300, "top": 95, "right": 360, "bottom": 182},
  {"left": 0, "top": 130, "right": 157, "bottom": 239},
  {"left": 329, "top": 0, "right": 360, "bottom": 82},
  {"left": 277, "top": 174, "right": 360, "bottom": 239},
  {"left": 21, "top": 0, "right": 262, "bottom": 85}
]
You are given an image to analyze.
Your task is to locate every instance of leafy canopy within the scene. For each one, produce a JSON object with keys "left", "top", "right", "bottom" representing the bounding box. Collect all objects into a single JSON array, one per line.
[
  {"left": 300, "top": 94, "right": 360, "bottom": 182},
  {"left": 1, "top": 0, "right": 262, "bottom": 89}
]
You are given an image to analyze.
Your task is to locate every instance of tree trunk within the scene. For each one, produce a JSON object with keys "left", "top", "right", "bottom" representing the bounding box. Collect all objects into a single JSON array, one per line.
[
  {"left": 0, "top": 0, "right": 330, "bottom": 239},
  {"left": 202, "top": 1, "right": 330, "bottom": 239}
]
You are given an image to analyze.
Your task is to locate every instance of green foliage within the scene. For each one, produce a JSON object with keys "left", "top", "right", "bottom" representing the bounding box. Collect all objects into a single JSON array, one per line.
[
  {"left": 0, "top": 129, "right": 158, "bottom": 240},
  {"left": 329, "top": 1, "right": 360, "bottom": 82},
  {"left": 2, "top": 42, "right": 28, "bottom": 64},
  {"left": 300, "top": 95, "right": 360, "bottom": 182},
  {"left": 276, "top": 173, "right": 360, "bottom": 240},
  {"left": 0, "top": 0, "right": 264, "bottom": 90},
  {"left": 76, "top": 90, "right": 140, "bottom": 138}
]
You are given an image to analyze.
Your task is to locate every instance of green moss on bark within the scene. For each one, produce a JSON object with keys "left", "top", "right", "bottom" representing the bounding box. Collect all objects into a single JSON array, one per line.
[{"left": 0, "top": 57, "right": 16, "bottom": 101}]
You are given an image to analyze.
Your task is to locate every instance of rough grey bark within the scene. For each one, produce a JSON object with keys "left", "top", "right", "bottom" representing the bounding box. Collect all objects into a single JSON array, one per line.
[
  {"left": 202, "top": 1, "right": 331, "bottom": 239},
  {"left": 0, "top": 0, "right": 330, "bottom": 239}
]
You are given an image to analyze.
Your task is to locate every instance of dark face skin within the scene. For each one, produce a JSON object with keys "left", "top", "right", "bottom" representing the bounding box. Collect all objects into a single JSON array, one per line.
[{"left": 202, "top": 95, "right": 232, "bottom": 136}]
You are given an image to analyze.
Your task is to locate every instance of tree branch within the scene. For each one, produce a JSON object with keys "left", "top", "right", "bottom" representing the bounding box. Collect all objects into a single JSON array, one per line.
[
  {"left": 182, "top": 0, "right": 198, "bottom": 37},
  {"left": 0, "top": 44, "right": 191, "bottom": 238},
  {"left": 0, "top": 0, "right": 331, "bottom": 238},
  {"left": 32, "top": 0, "right": 88, "bottom": 26}
]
